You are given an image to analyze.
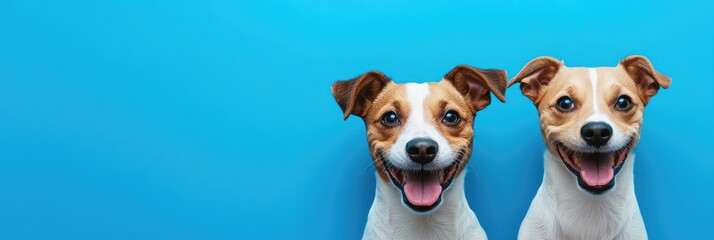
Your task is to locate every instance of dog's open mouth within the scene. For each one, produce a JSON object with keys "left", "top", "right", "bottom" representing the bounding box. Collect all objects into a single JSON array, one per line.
[
  {"left": 385, "top": 163, "right": 458, "bottom": 212},
  {"left": 556, "top": 141, "right": 631, "bottom": 194}
]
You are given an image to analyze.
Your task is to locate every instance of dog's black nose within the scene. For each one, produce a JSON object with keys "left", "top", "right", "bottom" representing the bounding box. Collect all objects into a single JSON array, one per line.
[
  {"left": 581, "top": 122, "right": 613, "bottom": 147},
  {"left": 406, "top": 138, "right": 438, "bottom": 164}
]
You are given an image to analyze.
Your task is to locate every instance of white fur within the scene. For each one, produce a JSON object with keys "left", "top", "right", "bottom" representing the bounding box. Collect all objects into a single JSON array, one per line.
[
  {"left": 363, "top": 172, "right": 486, "bottom": 240},
  {"left": 587, "top": 68, "right": 604, "bottom": 122},
  {"left": 518, "top": 151, "right": 647, "bottom": 240},
  {"left": 389, "top": 83, "right": 454, "bottom": 171}
]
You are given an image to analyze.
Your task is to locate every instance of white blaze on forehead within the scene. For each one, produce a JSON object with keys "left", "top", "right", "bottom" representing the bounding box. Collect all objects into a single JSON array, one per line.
[
  {"left": 585, "top": 68, "right": 627, "bottom": 149},
  {"left": 405, "top": 83, "right": 430, "bottom": 121},
  {"left": 388, "top": 83, "right": 454, "bottom": 170},
  {"left": 586, "top": 68, "right": 608, "bottom": 122}
]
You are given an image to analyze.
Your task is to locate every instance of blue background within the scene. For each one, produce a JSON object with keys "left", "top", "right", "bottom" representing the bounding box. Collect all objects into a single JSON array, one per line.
[{"left": 1, "top": 0, "right": 712, "bottom": 239}]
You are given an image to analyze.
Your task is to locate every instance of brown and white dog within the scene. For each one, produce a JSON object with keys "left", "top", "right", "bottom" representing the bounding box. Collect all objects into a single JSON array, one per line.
[
  {"left": 332, "top": 66, "right": 507, "bottom": 240},
  {"left": 509, "top": 56, "right": 671, "bottom": 239}
]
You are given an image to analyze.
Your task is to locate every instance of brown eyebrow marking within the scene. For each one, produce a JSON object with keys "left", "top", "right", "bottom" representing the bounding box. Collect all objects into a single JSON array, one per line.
[
  {"left": 564, "top": 86, "right": 575, "bottom": 96},
  {"left": 610, "top": 85, "right": 622, "bottom": 94},
  {"left": 560, "top": 86, "right": 581, "bottom": 104},
  {"left": 439, "top": 100, "right": 448, "bottom": 112},
  {"left": 392, "top": 101, "right": 402, "bottom": 112},
  {"left": 607, "top": 85, "right": 622, "bottom": 102}
]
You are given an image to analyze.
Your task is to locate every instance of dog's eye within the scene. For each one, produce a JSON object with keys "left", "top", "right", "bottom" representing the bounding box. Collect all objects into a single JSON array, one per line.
[
  {"left": 556, "top": 96, "right": 575, "bottom": 112},
  {"left": 442, "top": 110, "right": 461, "bottom": 126},
  {"left": 381, "top": 111, "right": 400, "bottom": 127},
  {"left": 614, "top": 95, "right": 633, "bottom": 111}
]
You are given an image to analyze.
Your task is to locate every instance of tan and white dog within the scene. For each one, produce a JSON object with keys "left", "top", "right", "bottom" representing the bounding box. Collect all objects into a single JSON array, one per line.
[
  {"left": 509, "top": 56, "right": 671, "bottom": 240},
  {"left": 332, "top": 66, "right": 507, "bottom": 240}
]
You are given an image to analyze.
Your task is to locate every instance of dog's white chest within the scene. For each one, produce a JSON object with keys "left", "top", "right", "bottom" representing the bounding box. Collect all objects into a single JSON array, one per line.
[
  {"left": 518, "top": 152, "right": 646, "bottom": 240},
  {"left": 363, "top": 173, "right": 486, "bottom": 240}
]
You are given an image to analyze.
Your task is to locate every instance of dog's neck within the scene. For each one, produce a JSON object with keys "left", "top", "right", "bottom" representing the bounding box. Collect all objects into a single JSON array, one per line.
[
  {"left": 363, "top": 171, "right": 485, "bottom": 240},
  {"left": 541, "top": 150, "right": 642, "bottom": 239}
]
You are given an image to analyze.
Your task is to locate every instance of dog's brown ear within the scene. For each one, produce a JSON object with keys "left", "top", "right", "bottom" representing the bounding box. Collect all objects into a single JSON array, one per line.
[
  {"left": 619, "top": 55, "right": 671, "bottom": 105},
  {"left": 443, "top": 65, "right": 507, "bottom": 113},
  {"left": 508, "top": 57, "right": 562, "bottom": 104},
  {"left": 331, "top": 71, "right": 391, "bottom": 120}
]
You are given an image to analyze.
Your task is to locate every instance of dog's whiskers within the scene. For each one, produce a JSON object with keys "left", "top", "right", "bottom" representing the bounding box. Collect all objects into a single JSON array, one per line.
[{"left": 359, "top": 152, "right": 390, "bottom": 176}]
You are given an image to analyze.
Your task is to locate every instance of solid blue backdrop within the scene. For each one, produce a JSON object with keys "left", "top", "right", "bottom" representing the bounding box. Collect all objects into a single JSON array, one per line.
[{"left": 1, "top": 0, "right": 712, "bottom": 239}]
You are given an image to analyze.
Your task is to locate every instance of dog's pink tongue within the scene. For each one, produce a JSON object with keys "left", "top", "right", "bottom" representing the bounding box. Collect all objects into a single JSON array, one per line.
[
  {"left": 404, "top": 172, "right": 442, "bottom": 206},
  {"left": 579, "top": 154, "right": 614, "bottom": 186}
]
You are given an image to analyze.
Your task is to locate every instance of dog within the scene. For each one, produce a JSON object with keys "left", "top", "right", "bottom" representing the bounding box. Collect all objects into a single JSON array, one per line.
[
  {"left": 509, "top": 56, "right": 671, "bottom": 239},
  {"left": 332, "top": 65, "right": 507, "bottom": 239}
]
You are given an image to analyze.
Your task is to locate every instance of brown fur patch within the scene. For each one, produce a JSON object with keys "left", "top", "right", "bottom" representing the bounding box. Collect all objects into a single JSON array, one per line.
[
  {"left": 428, "top": 82, "right": 474, "bottom": 176},
  {"left": 364, "top": 84, "right": 407, "bottom": 182}
]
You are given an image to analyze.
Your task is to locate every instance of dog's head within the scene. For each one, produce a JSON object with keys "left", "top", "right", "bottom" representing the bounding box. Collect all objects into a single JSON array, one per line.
[
  {"left": 332, "top": 66, "right": 506, "bottom": 212},
  {"left": 509, "top": 56, "right": 671, "bottom": 194}
]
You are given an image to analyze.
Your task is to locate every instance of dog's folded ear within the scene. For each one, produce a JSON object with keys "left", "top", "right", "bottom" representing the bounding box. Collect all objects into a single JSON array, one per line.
[
  {"left": 508, "top": 57, "right": 563, "bottom": 104},
  {"left": 443, "top": 65, "right": 507, "bottom": 113},
  {"left": 619, "top": 55, "right": 671, "bottom": 105},
  {"left": 331, "top": 71, "right": 392, "bottom": 120}
]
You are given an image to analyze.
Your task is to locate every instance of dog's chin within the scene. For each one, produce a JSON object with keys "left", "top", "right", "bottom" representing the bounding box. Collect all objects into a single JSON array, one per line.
[
  {"left": 555, "top": 141, "right": 632, "bottom": 195},
  {"left": 385, "top": 162, "right": 459, "bottom": 213}
]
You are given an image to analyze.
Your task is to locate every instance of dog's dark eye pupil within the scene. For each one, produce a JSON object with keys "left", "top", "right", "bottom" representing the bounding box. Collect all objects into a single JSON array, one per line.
[
  {"left": 442, "top": 110, "right": 460, "bottom": 125},
  {"left": 381, "top": 111, "right": 399, "bottom": 127},
  {"left": 385, "top": 114, "right": 397, "bottom": 123},
  {"left": 556, "top": 97, "right": 574, "bottom": 112},
  {"left": 616, "top": 96, "right": 632, "bottom": 110}
]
